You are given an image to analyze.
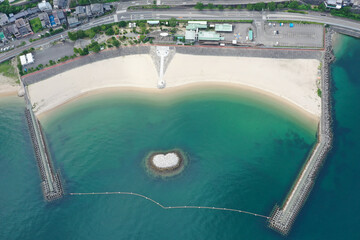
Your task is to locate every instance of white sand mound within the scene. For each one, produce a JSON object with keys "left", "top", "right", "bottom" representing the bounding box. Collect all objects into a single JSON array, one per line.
[{"left": 152, "top": 152, "right": 180, "bottom": 169}]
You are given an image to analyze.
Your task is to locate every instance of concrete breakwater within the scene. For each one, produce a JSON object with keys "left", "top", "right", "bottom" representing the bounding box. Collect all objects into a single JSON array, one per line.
[
  {"left": 268, "top": 31, "right": 334, "bottom": 235},
  {"left": 24, "top": 88, "right": 63, "bottom": 201}
]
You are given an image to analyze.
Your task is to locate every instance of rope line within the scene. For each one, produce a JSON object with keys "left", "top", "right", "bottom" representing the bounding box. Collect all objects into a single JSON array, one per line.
[{"left": 69, "top": 191, "right": 269, "bottom": 219}]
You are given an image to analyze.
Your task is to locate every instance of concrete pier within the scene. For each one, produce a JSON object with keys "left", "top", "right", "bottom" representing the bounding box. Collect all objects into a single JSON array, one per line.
[
  {"left": 268, "top": 31, "right": 334, "bottom": 235},
  {"left": 156, "top": 46, "right": 170, "bottom": 89},
  {"left": 23, "top": 83, "right": 63, "bottom": 201}
]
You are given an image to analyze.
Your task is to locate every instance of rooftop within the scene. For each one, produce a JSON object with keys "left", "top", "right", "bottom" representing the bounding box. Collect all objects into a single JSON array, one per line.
[
  {"left": 215, "top": 24, "right": 233, "bottom": 32},
  {"left": 198, "top": 31, "right": 224, "bottom": 41},
  {"left": 185, "top": 30, "right": 196, "bottom": 40},
  {"left": 188, "top": 21, "right": 207, "bottom": 25},
  {"left": 0, "top": 31, "right": 5, "bottom": 40},
  {"left": 186, "top": 23, "right": 207, "bottom": 31}
]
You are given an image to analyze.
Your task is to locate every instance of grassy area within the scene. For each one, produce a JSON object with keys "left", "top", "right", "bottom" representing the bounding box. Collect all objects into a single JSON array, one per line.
[
  {"left": 174, "top": 19, "right": 253, "bottom": 23},
  {"left": 128, "top": 5, "right": 171, "bottom": 10},
  {"left": 286, "top": 10, "right": 308, "bottom": 14},
  {"left": 0, "top": 60, "right": 17, "bottom": 80},
  {"left": 317, "top": 88, "right": 322, "bottom": 98},
  {"left": 271, "top": 20, "right": 324, "bottom": 25},
  {"left": 30, "top": 18, "right": 43, "bottom": 33}
]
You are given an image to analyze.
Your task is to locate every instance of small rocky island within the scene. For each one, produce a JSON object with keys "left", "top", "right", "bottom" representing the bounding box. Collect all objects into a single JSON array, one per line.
[{"left": 146, "top": 150, "right": 186, "bottom": 177}]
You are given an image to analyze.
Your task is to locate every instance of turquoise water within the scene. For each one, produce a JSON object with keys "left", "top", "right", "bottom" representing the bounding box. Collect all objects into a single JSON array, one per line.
[{"left": 0, "top": 35, "right": 359, "bottom": 239}]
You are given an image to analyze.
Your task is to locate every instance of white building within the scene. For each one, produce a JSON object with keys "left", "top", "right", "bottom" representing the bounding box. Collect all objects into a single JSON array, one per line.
[
  {"left": 38, "top": 1, "right": 53, "bottom": 12},
  {"left": 19, "top": 53, "right": 35, "bottom": 66},
  {"left": 26, "top": 53, "right": 34, "bottom": 64},
  {"left": 19, "top": 55, "right": 27, "bottom": 66},
  {"left": 324, "top": 0, "right": 353, "bottom": 9}
]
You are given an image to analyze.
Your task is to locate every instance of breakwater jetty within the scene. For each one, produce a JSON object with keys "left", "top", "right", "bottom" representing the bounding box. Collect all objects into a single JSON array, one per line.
[
  {"left": 23, "top": 83, "right": 63, "bottom": 201},
  {"left": 268, "top": 32, "right": 334, "bottom": 235}
]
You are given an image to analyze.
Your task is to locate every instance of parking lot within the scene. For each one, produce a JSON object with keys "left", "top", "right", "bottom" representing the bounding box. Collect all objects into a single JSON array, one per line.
[
  {"left": 25, "top": 41, "right": 75, "bottom": 70},
  {"left": 222, "top": 23, "right": 254, "bottom": 44},
  {"left": 256, "top": 22, "right": 324, "bottom": 48}
]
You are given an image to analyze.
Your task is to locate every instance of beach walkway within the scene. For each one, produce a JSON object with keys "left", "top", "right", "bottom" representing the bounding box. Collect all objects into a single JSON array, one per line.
[{"left": 156, "top": 46, "right": 169, "bottom": 89}]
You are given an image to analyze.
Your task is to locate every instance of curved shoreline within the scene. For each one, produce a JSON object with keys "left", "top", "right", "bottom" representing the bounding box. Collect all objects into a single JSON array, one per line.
[
  {"left": 38, "top": 84, "right": 319, "bottom": 134},
  {"left": 26, "top": 53, "right": 321, "bottom": 123}
]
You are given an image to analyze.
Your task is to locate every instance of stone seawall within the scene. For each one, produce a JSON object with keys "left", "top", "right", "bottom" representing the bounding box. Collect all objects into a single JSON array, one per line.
[
  {"left": 24, "top": 92, "right": 63, "bottom": 201},
  {"left": 22, "top": 46, "right": 151, "bottom": 86},
  {"left": 331, "top": 26, "right": 360, "bottom": 39},
  {"left": 268, "top": 31, "right": 334, "bottom": 235},
  {"left": 22, "top": 45, "right": 322, "bottom": 86}
]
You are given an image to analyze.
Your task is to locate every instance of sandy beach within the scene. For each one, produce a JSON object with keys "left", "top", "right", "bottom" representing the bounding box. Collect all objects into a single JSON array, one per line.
[
  {"left": 27, "top": 53, "right": 321, "bottom": 119},
  {"left": 0, "top": 84, "right": 19, "bottom": 97},
  {"left": 0, "top": 75, "right": 20, "bottom": 97}
]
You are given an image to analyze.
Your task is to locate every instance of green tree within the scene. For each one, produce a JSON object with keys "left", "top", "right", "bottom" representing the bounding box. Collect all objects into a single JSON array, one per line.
[
  {"left": 85, "top": 29, "right": 96, "bottom": 38},
  {"left": 113, "top": 39, "right": 120, "bottom": 47},
  {"left": 254, "top": 2, "right": 266, "bottom": 11},
  {"left": 246, "top": 4, "right": 254, "bottom": 10},
  {"left": 91, "top": 26, "right": 101, "bottom": 32},
  {"left": 277, "top": 3, "right": 285, "bottom": 9},
  {"left": 218, "top": 5, "right": 224, "bottom": 10},
  {"left": 208, "top": 3, "right": 214, "bottom": 9},
  {"left": 101, "top": 25, "right": 107, "bottom": 31},
  {"left": 88, "top": 41, "right": 100, "bottom": 53},
  {"left": 267, "top": 2, "right": 276, "bottom": 11},
  {"left": 288, "top": 1, "right": 300, "bottom": 9},
  {"left": 318, "top": 3, "right": 326, "bottom": 11},
  {"left": 119, "top": 21, "right": 127, "bottom": 28},
  {"left": 139, "top": 35, "right": 146, "bottom": 42},
  {"left": 169, "top": 17, "right": 177, "bottom": 27},
  {"left": 68, "top": 32, "right": 77, "bottom": 41},
  {"left": 105, "top": 28, "right": 115, "bottom": 36},
  {"left": 76, "top": 30, "right": 86, "bottom": 39},
  {"left": 195, "top": 2, "right": 204, "bottom": 10},
  {"left": 82, "top": 47, "right": 89, "bottom": 55},
  {"left": 69, "top": 0, "right": 77, "bottom": 8}
]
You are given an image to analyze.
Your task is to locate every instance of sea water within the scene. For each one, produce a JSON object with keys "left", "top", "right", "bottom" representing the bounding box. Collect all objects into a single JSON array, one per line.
[{"left": 0, "top": 35, "right": 359, "bottom": 239}]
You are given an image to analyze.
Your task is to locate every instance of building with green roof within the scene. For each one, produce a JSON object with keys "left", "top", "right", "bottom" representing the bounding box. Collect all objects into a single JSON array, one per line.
[
  {"left": 186, "top": 23, "right": 207, "bottom": 31},
  {"left": 215, "top": 24, "right": 233, "bottom": 32},
  {"left": 198, "top": 31, "right": 224, "bottom": 41},
  {"left": 248, "top": 29, "right": 253, "bottom": 41},
  {"left": 185, "top": 30, "right": 196, "bottom": 42},
  {"left": 0, "top": 32, "right": 5, "bottom": 41}
]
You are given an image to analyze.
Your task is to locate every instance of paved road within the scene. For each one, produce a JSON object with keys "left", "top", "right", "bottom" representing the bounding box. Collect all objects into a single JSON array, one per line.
[{"left": 1, "top": 5, "right": 360, "bottom": 63}]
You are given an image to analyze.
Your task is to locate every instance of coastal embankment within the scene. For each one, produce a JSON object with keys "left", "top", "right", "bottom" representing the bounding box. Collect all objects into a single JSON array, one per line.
[
  {"left": 24, "top": 85, "right": 63, "bottom": 201},
  {"left": 268, "top": 31, "right": 334, "bottom": 235},
  {"left": 23, "top": 46, "right": 322, "bottom": 119}
]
